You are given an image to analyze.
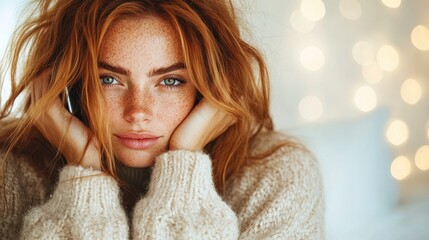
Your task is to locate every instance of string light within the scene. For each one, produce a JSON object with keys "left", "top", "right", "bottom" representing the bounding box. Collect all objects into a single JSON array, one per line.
[
  {"left": 411, "top": 25, "right": 429, "bottom": 51},
  {"left": 300, "top": 46, "right": 325, "bottom": 71},
  {"left": 299, "top": 96, "right": 324, "bottom": 121},
  {"left": 354, "top": 86, "right": 377, "bottom": 112},
  {"left": 415, "top": 145, "right": 429, "bottom": 171},
  {"left": 352, "top": 41, "right": 375, "bottom": 65},
  {"left": 300, "top": 0, "right": 326, "bottom": 22},
  {"left": 362, "top": 61, "right": 383, "bottom": 84},
  {"left": 401, "top": 78, "right": 422, "bottom": 105},
  {"left": 386, "top": 120, "right": 409, "bottom": 146},
  {"left": 391, "top": 156, "right": 411, "bottom": 180},
  {"left": 381, "top": 0, "right": 401, "bottom": 8},
  {"left": 290, "top": 9, "right": 315, "bottom": 33},
  {"left": 339, "top": 0, "right": 362, "bottom": 20},
  {"left": 377, "top": 45, "right": 399, "bottom": 71}
]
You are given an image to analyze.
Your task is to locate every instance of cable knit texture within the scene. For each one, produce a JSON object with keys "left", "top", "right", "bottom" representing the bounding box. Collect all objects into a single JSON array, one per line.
[
  {"left": 133, "top": 151, "right": 239, "bottom": 239},
  {"left": 0, "top": 131, "right": 325, "bottom": 239},
  {"left": 20, "top": 165, "right": 129, "bottom": 239}
]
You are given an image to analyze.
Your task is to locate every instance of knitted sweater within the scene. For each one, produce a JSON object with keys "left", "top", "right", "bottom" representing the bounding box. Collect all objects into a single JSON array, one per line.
[{"left": 0, "top": 131, "right": 325, "bottom": 239}]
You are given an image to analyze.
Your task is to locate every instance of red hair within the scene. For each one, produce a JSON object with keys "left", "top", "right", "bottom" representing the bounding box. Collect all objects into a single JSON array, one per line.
[{"left": 1, "top": 0, "right": 283, "bottom": 193}]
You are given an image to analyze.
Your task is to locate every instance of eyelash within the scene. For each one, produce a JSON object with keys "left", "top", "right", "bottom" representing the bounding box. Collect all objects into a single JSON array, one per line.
[
  {"left": 159, "top": 75, "right": 185, "bottom": 88},
  {"left": 100, "top": 75, "right": 120, "bottom": 86},
  {"left": 99, "top": 74, "right": 186, "bottom": 89}
]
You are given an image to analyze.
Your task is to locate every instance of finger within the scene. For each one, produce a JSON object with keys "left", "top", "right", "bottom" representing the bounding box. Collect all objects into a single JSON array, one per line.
[
  {"left": 200, "top": 99, "right": 237, "bottom": 127},
  {"left": 30, "top": 81, "right": 35, "bottom": 106},
  {"left": 33, "top": 71, "right": 50, "bottom": 101},
  {"left": 31, "top": 70, "right": 51, "bottom": 108}
]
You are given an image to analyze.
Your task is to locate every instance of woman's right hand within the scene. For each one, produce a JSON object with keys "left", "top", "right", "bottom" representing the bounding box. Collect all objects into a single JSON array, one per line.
[{"left": 31, "top": 71, "right": 101, "bottom": 170}]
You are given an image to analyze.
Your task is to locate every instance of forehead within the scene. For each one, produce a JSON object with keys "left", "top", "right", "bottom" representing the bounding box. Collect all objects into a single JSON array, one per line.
[
  {"left": 99, "top": 15, "right": 182, "bottom": 62},
  {"left": 106, "top": 14, "right": 174, "bottom": 38}
]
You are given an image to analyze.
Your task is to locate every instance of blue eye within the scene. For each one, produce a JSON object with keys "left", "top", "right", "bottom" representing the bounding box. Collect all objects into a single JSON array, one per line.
[
  {"left": 160, "top": 78, "right": 183, "bottom": 87},
  {"left": 100, "top": 76, "right": 119, "bottom": 85}
]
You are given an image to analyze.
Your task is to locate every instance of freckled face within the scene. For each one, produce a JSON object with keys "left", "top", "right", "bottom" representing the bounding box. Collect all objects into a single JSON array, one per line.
[{"left": 99, "top": 16, "right": 196, "bottom": 167}]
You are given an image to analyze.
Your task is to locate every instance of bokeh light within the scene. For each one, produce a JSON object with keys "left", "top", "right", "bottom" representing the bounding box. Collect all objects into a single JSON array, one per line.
[
  {"left": 391, "top": 156, "right": 411, "bottom": 180},
  {"left": 401, "top": 78, "right": 422, "bottom": 105},
  {"left": 362, "top": 61, "right": 383, "bottom": 84},
  {"left": 415, "top": 145, "right": 429, "bottom": 171},
  {"left": 301, "top": 0, "right": 326, "bottom": 22},
  {"left": 299, "top": 96, "right": 324, "bottom": 121},
  {"left": 381, "top": 0, "right": 401, "bottom": 8},
  {"left": 339, "top": 0, "right": 362, "bottom": 20},
  {"left": 354, "top": 86, "right": 377, "bottom": 112},
  {"left": 377, "top": 45, "right": 399, "bottom": 71},
  {"left": 300, "top": 46, "right": 325, "bottom": 71},
  {"left": 386, "top": 120, "right": 409, "bottom": 146},
  {"left": 290, "top": 9, "right": 315, "bottom": 33},
  {"left": 411, "top": 25, "right": 429, "bottom": 51},
  {"left": 352, "top": 41, "right": 376, "bottom": 65}
]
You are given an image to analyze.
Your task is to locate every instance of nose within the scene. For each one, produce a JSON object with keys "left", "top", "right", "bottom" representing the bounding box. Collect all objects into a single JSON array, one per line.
[{"left": 123, "top": 87, "right": 153, "bottom": 123}]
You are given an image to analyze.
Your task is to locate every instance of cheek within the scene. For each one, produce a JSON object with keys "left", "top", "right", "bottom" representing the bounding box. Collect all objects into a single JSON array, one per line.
[
  {"left": 104, "top": 91, "right": 123, "bottom": 122},
  {"left": 157, "top": 91, "right": 195, "bottom": 131}
]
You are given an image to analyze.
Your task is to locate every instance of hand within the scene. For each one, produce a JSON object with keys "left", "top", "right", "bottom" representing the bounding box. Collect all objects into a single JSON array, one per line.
[
  {"left": 169, "top": 98, "right": 236, "bottom": 151},
  {"left": 31, "top": 71, "right": 101, "bottom": 169}
]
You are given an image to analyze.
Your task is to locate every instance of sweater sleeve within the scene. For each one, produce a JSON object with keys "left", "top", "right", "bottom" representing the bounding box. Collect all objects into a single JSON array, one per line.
[
  {"left": 132, "top": 150, "right": 239, "bottom": 240},
  {"left": 224, "top": 145, "right": 325, "bottom": 240},
  {"left": 20, "top": 165, "right": 129, "bottom": 239}
]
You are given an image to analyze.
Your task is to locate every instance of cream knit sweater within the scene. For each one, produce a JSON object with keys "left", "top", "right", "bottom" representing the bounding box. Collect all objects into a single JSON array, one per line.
[{"left": 0, "top": 131, "right": 325, "bottom": 239}]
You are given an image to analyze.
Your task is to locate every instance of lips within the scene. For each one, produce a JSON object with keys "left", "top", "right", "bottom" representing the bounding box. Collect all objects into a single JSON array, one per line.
[{"left": 114, "top": 132, "right": 161, "bottom": 150}]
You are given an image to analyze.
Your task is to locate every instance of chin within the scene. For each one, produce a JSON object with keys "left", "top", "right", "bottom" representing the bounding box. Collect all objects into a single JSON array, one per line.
[
  {"left": 119, "top": 160, "right": 153, "bottom": 168},
  {"left": 116, "top": 152, "right": 158, "bottom": 168}
]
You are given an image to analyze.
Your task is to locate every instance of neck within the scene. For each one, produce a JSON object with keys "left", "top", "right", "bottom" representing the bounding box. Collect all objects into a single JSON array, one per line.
[{"left": 116, "top": 162, "right": 152, "bottom": 215}]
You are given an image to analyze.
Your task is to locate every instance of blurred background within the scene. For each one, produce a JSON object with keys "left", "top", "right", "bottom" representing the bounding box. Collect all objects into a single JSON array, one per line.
[
  {"left": 1, "top": 0, "right": 429, "bottom": 239},
  {"left": 231, "top": 0, "right": 429, "bottom": 239}
]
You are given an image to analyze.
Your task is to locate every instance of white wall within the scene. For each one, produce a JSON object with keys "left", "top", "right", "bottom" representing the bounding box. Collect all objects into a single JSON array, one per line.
[{"left": 0, "top": 0, "right": 26, "bottom": 107}]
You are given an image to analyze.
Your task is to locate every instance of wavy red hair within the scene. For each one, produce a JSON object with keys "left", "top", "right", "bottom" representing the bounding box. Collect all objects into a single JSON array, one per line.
[{"left": 0, "top": 0, "right": 282, "bottom": 193}]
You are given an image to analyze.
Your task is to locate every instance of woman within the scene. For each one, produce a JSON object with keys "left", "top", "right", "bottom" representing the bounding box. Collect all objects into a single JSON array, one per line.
[{"left": 0, "top": 0, "right": 324, "bottom": 239}]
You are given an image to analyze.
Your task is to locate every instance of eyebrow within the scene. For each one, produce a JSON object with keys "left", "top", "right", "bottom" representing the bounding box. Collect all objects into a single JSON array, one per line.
[
  {"left": 98, "top": 61, "right": 186, "bottom": 77},
  {"left": 148, "top": 63, "right": 186, "bottom": 77}
]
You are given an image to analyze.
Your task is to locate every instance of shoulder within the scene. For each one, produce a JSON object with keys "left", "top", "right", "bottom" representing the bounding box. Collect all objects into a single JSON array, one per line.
[
  {"left": 1, "top": 151, "right": 51, "bottom": 205},
  {"left": 231, "top": 130, "right": 322, "bottom": 190},
  {"left": 1, "top": 152, "right": 36, "bottom": 180},
  {"left": 1, "top": 151, "right": 43, "bottom": 180},
  {"left": 1, "top": 135, "right": 58, "bottom": 193},
  {"left": 1, "top": 151, "right": 51, "bottom": 237},
  {"left": 224, "top": 131, "right": 325, "bottom": 238}
]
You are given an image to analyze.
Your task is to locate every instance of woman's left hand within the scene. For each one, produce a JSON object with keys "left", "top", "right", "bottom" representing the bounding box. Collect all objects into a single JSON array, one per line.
[{"left": 169, "top": 98, "right": 236, "bottom": 151}]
